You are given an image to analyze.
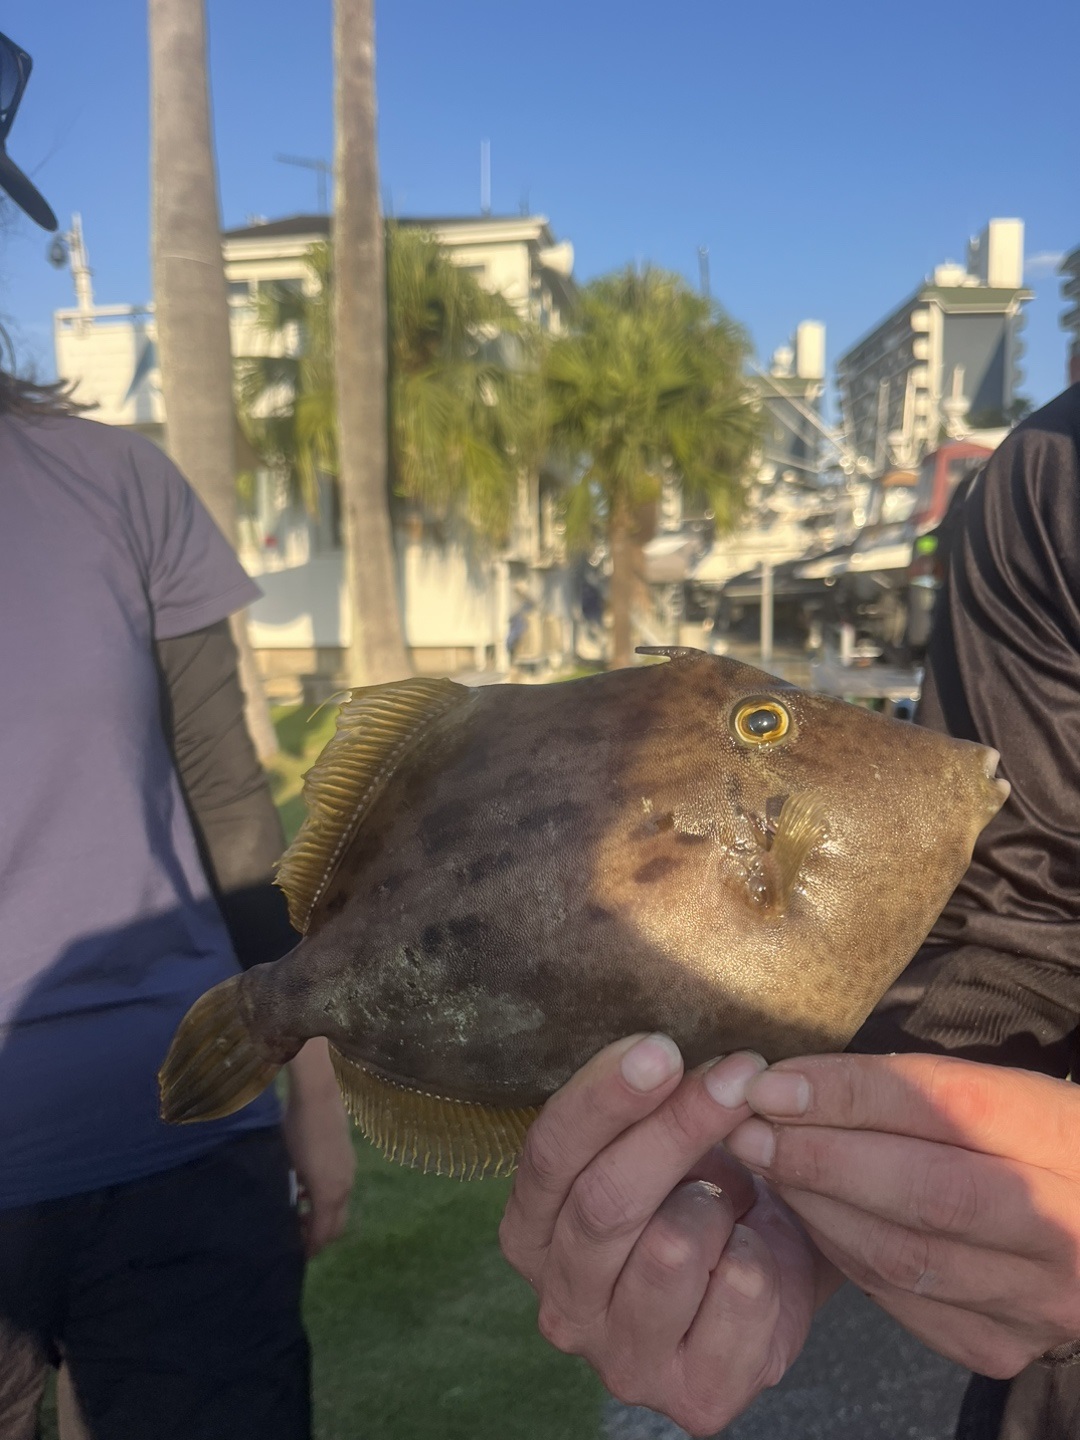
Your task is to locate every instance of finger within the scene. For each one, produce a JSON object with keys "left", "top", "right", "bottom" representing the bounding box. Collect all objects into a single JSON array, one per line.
[
  {"left": 500, "top": 1034, "right": 685, "bottom": 1281},
  {"left": 775, "top": 1183, "right": 1052, "bottom": 1319},
  {"left": 685, "top": 1145, "right": 756, "bottom": 1221},
  {"left": 542, "top": 1052, "right": 768, "bottom": 1330},
  {"left": 856, "top": 1277, "right": 1055, "bottom": 1379},
  {"left": 676, "top": 1224, "right": 785, "bottom": 1434},
  {"left": 742, "top": 1053, "right": 1080, "bottom": 1173},
  {"left": 727, "top": 1118, "right": 1072, "bottom": 1259},
  {"left": 801, "top": 1216, "right": 1053, "bottom": 1377},
  {"left": 605, "top": 1181, "right": 737, "bottom": 1371}
]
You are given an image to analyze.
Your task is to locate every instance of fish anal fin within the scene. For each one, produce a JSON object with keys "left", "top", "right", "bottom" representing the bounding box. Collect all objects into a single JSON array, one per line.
[
  {"left": 750, "top": 793, "right": 828, "bottom": 913},
  {"left": 329, "top": 1047, "right": 538, "bottom": 1180},
  {"left": 276, "top": 677, "right": 471, "bottom": 933}
]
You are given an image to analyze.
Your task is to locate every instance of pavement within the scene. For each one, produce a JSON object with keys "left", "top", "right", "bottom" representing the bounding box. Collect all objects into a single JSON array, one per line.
[{"left": 602, "top": 1284, "right": 970, "bottom": 1440}]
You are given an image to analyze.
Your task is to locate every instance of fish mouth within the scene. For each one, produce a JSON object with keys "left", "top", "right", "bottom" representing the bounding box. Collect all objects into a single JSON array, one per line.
[{"left": 979, "top": 746, "right": 1011, "bottom": 807}]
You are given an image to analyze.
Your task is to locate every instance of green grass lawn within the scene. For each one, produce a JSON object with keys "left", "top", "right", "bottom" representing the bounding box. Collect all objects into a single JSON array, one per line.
[{"left": 269, "top": 705, "right": 603, "bottom": 1440}]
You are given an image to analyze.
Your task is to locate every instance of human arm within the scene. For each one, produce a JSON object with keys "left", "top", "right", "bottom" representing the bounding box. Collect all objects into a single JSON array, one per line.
[
  {"left": 156, "top": 619, "right": 296, "bottom": 967},
  {"left": 157, "top": 618, "right": 354, "bottom": 1257},
  {"left": 499, "top": 1036, "right": 835, "bottom": 1436}
]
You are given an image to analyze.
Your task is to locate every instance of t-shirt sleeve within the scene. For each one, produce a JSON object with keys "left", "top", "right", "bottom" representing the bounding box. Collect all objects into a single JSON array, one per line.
[
  {"left": 853, "top": 386, "right": 1080, "bottom": 1077},
  {"left": 121, "top": 433, "right": 261, "bottom": 640}
]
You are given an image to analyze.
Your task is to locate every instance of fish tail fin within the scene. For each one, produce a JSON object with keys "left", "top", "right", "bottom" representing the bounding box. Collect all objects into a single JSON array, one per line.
[{"left": 158, "top": 975, "right": 284, "bottom": 1125}]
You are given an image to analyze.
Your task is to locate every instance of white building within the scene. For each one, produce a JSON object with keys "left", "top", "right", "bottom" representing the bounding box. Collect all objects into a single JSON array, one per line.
[
  {"left": 674, "top": 321, "right": 837, "bottom": 592},
  {"left": 53, "top": 212, "right": 577, "bottom": 693},
  {"left": 836, "top": 219, "right": 1031, "bottom": 473}
]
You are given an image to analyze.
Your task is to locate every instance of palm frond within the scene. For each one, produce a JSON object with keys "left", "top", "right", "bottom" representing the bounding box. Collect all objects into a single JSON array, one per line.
[{"left": 542, "top": 264, "right": 760, "bottom": 548}]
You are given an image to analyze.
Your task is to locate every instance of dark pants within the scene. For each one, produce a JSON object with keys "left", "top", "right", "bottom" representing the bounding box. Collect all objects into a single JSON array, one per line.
[{"left": 0, "top": 1130, "right": 311, "bottom": 1440}]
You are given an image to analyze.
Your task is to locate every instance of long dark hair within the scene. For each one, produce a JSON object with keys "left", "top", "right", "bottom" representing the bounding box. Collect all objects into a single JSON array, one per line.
[{"left": 0, "top": 325, "right": 84, "bottom": 417}]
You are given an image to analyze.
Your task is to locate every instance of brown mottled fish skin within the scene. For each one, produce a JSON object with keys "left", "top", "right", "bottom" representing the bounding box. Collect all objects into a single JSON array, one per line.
[{"left": 237, "top": 649, "right": 1006, "bottom": 1108}]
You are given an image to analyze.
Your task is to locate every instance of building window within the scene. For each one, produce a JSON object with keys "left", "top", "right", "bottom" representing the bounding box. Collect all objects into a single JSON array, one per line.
[{"left": 255, "top": 277, "right": 305, "bottom": 299}]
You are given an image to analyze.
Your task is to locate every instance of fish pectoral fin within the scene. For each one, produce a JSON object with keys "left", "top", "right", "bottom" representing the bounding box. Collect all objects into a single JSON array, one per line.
[
  {"left": 750, "top": 792, "right": 828, "bottom": 912},
  {"left": 329, "top": 1047, "right": 539, "bottom": 1180},
  {"left": 276, "top": 677, "right": 471, "bottom": 933}
]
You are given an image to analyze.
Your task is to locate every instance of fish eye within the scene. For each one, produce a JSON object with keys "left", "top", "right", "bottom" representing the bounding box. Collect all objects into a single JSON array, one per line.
[{"left": 732, "top": 699, "right": 792, "bottom": 746}]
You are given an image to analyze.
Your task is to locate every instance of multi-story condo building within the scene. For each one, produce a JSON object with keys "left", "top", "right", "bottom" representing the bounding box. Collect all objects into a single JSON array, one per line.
[
  {"left": 754, "top": 320, "right": 827, "bottom": 486},
  {"left": 836, "top": 219, "right": 1031, "bottom": 473}
]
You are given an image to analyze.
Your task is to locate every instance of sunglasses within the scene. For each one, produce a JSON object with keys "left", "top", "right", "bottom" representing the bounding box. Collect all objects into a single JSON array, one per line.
[{"left": 0, "top": 32, "right": 31, "bottom": 146}]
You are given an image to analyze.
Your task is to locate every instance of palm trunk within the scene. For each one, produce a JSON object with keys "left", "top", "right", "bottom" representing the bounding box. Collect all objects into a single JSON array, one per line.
[
  {"left": 333, "top": 0, "right": 411, "bottom": 685},
  {"left": 149, "top": 0, "right": 277, "bottom": 759},
  {"left": 610, "top": 504, "right": 635, "bottom": 669}
]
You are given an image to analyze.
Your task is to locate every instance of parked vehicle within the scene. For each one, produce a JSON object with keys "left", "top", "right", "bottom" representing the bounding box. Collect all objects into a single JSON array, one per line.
[{"left": 835, "top": 442, "right": 992, "bottom": 662}]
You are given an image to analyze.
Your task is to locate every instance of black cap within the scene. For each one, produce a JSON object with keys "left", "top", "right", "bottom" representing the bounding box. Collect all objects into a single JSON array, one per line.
[
  {"left": 0, "top": 32, "right": 57, "bottom": 232},
  {"left": 0, "top": 143, "right": 56, "bottom": 230}
]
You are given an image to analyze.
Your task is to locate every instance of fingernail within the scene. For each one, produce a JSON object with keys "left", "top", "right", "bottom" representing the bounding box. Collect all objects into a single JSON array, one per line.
[
  {"left": 718, "top": 1228, "right": 767, "bottom": 1299},
  {"left": 702, "top": 1051, "right": 768, "bottom": 1109},
  {"left": 621, "top": 1034, "right": 682, "bottom": 1092},
  {"left": 745, "top": 1070, "right": 811, "bottom": 1117},
  {"left": 726, "top": 1119, "right": 776, "bottom": 1170}
]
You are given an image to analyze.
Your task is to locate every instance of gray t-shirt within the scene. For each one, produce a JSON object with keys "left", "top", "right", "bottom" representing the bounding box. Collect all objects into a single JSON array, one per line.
[{"left": 0, "top": 414, "right": 278, "bottom": 1208}]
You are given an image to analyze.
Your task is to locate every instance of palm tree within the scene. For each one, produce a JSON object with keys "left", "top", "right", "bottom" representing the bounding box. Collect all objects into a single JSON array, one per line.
[
  {"left": 544, "top": 267, "right": 759, "bottom": 668},
  {"left": 386, "top": 226, "right": 542, "bottom": 541},
  {"left": 238, "top": 243, "right": 337, "bottom": 519},
  {"left": 333, "top": 0, "right": 409, "bottom": 685},
  {"left": 239, "top": 228, "right": 540, "bottom": 546},
  {"left": 148, "top": 0, "right": 277, "bottom": 758}
]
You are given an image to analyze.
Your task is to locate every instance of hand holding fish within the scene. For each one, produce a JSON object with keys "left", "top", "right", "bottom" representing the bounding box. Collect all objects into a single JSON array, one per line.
[
  {"left": 283, "top": 1038, "right": 356, "bottom": 1258},
  {"left": 727, "top": 1052, "right": 1080, "bottom": 1375},
  {"left": 499, "top": 1036, "right": 832, "bottom": 1437}
]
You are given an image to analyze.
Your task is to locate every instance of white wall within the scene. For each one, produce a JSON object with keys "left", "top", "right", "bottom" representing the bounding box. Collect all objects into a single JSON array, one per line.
[
  {"left": 54, "top": 308, "right": 163, "bottom": 428},
  {"left": 241, "top": 530, "right": 507, "bottom": 656},
  {"left": 245, "top": 550, "right": 350, "bottom": 649},
  {"left": 402, "top": 536, "right": 502, "bottom": 649}
]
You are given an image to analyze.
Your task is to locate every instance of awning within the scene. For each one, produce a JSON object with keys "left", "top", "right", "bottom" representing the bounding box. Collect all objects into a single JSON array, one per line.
[{"left": 846, "top": 541, "right": 913, "bottom": 574}]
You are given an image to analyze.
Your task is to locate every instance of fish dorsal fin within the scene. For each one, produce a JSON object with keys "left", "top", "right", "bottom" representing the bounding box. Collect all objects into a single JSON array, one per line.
[
  {"left": 277, "top": 677, "right": 471, "bottom": 933},
  {"left": 329, "top": 1047, "right": 539, "bottom": 1179},
  {"left": 749, "top": 792, "right": 828, "bottom": 913},
  {"left": 634, "top": 645, "right": 707, "bottom": 661}
]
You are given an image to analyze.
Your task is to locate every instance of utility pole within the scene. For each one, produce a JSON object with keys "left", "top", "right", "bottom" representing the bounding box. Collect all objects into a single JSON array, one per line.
[{"left": 760, "top": 560, "right": 774, "bottom": 669}]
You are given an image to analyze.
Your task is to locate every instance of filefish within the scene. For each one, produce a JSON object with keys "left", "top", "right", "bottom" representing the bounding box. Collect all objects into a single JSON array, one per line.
[{"left": 159, "top": 647, "right": 1008, "bottom": 1178}]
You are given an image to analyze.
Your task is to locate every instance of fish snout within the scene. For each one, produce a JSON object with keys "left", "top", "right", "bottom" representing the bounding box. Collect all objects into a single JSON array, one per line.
[{"left": 977, "top": 745, "right": 1011, "bottom": 812}]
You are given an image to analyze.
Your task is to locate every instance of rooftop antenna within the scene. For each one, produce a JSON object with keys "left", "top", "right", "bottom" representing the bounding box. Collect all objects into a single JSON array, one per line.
[
  {"left": 698, "top": 245, "right": 711, "bottom": 299},
  {"left": 480, "top": 139, "right": 491, "bottom": 216},
  {"left": 276, "top": 154, "right": 333, "bottom": 213}
]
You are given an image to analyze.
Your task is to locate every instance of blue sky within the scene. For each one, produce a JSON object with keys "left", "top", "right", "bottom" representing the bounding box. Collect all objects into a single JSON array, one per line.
[{"left": 2, "top": 0, "right": 1077, "bottom": 409}]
